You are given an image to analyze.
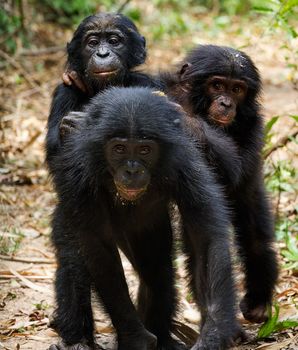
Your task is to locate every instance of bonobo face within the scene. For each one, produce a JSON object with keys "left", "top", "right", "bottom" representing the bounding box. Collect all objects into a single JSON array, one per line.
[
  {"left": 205, "top": 76, "right": 247, "bottom": 126},
  {"left": 82, "top": 29, "right": 126, "bottom": 80},
  {"left": 105, "top": 138, "right": 159, "bottom": 201}
]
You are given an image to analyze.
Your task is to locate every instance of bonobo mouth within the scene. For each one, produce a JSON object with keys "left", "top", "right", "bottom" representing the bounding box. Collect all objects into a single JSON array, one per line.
[
  {"left": 115, "top": 184, "right": 147, "bottom": 201},
  {"left": 212, "top": 115, "right": 234, "bottom": 126},
  {"left": 93, "top": 69, "right": 118, "bottom": 77}
]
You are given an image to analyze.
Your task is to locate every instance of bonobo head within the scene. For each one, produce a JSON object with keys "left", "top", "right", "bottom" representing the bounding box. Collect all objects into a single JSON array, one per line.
[
  {"left": 178, "top": 45, "right": 261, "bottom": 126},
  {"left": 105, "top": 137, "right": 159, "bottom": 201},
  {"left": 67, "top": 13, "right": 146, "bottom": 88},
  {"left": 57, "top": 87, "right": 184, "bottom": 203}
]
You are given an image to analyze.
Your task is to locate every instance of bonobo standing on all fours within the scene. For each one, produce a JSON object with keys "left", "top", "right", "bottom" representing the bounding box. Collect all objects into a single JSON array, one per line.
[{"left": 48, "top": 87, "right": 241, "bottom": 350}]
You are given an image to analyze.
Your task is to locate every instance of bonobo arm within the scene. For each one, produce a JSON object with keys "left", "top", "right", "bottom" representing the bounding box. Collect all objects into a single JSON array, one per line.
[
  {"left": 173, "top": 145, "right": 242, "bottom": 349},
  {"left": 183, "top": 116, "right": 242, "bottom": 187},
  {"left": 46, "top": 84, "right": 89, "bottom": 165}
]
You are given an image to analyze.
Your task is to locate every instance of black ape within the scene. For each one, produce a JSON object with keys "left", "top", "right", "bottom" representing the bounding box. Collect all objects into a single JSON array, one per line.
[
  {"left": 164, "top": 45, "right": 278, "bottom": 323},
  {"left": 46, "top": 13, "right": 160, "bottom": 167},
  {"left": 49, "top": 87, "right": 241, "bottom": 350}
]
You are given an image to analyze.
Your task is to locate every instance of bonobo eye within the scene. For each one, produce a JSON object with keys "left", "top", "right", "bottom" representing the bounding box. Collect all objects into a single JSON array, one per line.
[
  {"left": 88, "top": 38, "right": 99, "bottom": 47},
  {"left": 113, "top": 144, "right": 126, "bottom": 154},
  {"left": 232, "top": 85, "right": 242, "bottom": 94},
  {"left": 108, "top": 36, "right": 121, "bottom": 45},
  {"left": 139, "top": 146, "right": 151, "bottom": 155},
  {"left": 212, "top": 82, "right": 225, "bottom": 91}
]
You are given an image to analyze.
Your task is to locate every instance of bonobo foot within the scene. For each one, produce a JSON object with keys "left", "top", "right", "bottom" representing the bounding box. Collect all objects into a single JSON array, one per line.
[
  {"left": 191, "top": 319, "right": 245, "bottom": 350},
  {"left": 240, "top": 295, "right": 269, "bottom": 323},
  {"left": 59, "top": 111, "right": 87, "bottom": 138},
  {"left": 118, "top": 328, "right": 157, "bottom": 350},
  {"left": 158, "top": 337, "right": 187, "bottom": 350},
  {"left": 49, "top": 340, "right": 102, "bottom": 350}
]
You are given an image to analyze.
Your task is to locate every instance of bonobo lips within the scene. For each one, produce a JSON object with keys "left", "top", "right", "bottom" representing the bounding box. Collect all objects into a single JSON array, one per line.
[
  {"left": 93, "top": 69, "right": 118, "bottom": 77},
  {"left": 214, "top": 115, "right": 233, "bottom": 126},
  {"left": 116, "top": 184, "right": 147, "bottom": 201}
]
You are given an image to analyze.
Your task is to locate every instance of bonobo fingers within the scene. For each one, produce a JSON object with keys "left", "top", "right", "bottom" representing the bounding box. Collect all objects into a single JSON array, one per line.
[
  {"left": 62, "top": 71, "right": 88, "bottom": 94},
  {"left": 158, "top": 337, "right": 187, "bottom": 350},
  {"left": 49, "top": 341, "right": 103, "bottom": 350},
  {"left": 118, "top": 329, "right": 157, "bottom": 350},
  {"left": 191, "top": 319, "right": 244, "bottom": 350},
  {"left": 59, "top": 111, "right": 88, "bottom": 138}
]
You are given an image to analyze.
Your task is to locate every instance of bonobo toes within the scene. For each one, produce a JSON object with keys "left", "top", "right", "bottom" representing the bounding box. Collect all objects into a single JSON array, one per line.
[
  {"left": 240, "top": 295, "right": 269, "bottom": 323},
  {"left": 118, "top": 329, "right": 157, "bottom": 350},
  {"left": 59, "top": 111, "right": 87, "bottom": 138},
  {"left": 48, "top": 340, "right": 102, "bottom": 350},
  {"left": 158, "top": 337, "right": 187, "bottom": 350}
]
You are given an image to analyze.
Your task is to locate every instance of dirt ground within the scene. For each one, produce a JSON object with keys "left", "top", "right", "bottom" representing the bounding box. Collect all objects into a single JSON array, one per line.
[{"left": 0, "top": 14, "right": 297, "bottom": 350}]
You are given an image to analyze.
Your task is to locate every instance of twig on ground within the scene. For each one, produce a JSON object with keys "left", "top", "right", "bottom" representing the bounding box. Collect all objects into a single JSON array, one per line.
[
  {"left": 8, "top": 267, "right": 53, "bottom": 295},
  {"left": 264, "top": 129, "right": 298, "bottom": 158},
  {"left": 0, "top": 254, "right": 55, "bottom": 264}
]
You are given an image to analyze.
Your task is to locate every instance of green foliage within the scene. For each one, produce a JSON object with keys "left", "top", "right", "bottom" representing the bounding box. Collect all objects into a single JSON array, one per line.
[
  {"left": 252, "top": 0, "right": 298, "bottom": 37},
  {"left": 0, "top": 4, "right": 25, "bottom": 54},
  {"left": 258, "top": 304, "right": 298, "bottom": 338},
  {"left": 281, "top": 229, "right": 298, "bottom": 270},
  {"left": 0, "top": 228, "right": 24, "bottom": 255},
  {"left": 37, "top": 0, "right": 98, "bottom": 25}
]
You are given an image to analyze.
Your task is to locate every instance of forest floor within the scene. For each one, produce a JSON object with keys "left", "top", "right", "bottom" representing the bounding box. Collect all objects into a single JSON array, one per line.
[{"left": 0, "top": 13, "right": 297, "bottom": 350}]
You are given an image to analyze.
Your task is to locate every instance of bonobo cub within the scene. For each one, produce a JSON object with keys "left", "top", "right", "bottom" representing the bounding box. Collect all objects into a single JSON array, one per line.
[
  {"left": 46, "top": 12, "right": 160, "bottom": 168},
  {"left": 164, "top": 44, "right": 278, "bottom": 324},
  {"left": 48, "top": 87, "right": 241, "bottom": 350}
]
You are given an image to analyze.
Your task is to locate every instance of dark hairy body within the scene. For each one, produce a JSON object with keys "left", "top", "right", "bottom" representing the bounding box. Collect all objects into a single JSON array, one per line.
[
  {"left": 48, "top": 87, "right": 241, "bottom": 350},
  {"left": 164, "top": 44, "right": 278, "bottom": 324},
  {"left": 46, "top": 12, "right": 161, "bottom": 169}
]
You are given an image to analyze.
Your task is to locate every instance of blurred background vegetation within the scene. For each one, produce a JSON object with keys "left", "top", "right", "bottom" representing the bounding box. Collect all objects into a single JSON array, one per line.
[{"left": 0, "top": 0, "right": 297, "bottom": 346}]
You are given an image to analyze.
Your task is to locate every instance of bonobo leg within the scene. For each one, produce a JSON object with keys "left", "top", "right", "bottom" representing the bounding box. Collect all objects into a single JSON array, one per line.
[
  {"left": 81, "top": 222, "right": 156, "bottom": 350},
  {"left": 178, "top": 191, "right": 242, "bottom": 350},
  {"left": 49, "top": 211, "right": 96, "bottom": 349},
  {"left": 119, "top": 213, "right": 186, "bottom": 350},
  {"left": 233, "top": 184, "right": 278, "bottom": 323}
]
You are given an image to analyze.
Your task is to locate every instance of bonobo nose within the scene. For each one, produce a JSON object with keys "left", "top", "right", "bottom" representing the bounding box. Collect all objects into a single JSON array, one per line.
[
  {"left": 125, "top": 168, "right": 139, "bottom": 176},
  {"left": 96, "top": 48, "right": 110, "bottom": 58},
  {"left": 219, "top": 98, "right": 232, "bottom": 108}
]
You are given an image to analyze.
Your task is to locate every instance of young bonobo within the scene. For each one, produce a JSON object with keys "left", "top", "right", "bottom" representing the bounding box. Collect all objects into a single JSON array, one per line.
[
  {"left": 46, "top": 12, "right": 160, "bottom": 168},
  {"left": 48, "top": 87, "right": 242, "bottom": 350},
  {"left": 164, "top": 45, "right": 278, "bottom": 324}
]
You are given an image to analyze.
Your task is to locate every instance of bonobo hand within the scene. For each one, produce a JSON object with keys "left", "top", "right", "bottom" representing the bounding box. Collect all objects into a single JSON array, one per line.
[
  {"left": 49, "top": 340, "right": 103, "bottom": 350},
  {"left": 118, "top": 328, "right": 157, "bottom": 350},
  {"left": 62, "top": 70, "right": 91, "bottom": 95},
  {"left": 59, "top": 111, "right": 88, "bottom": 139},
  {"left": 240, "top": 294, "right": 269, "bottom": 323},
  {"left": 190, "top": 319, "right": 246, "bottom": 350}
]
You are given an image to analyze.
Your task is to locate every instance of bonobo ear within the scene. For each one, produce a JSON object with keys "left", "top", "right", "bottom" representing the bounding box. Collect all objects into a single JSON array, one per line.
[
  {"left": 179, "top": 62, "right": 192, "bottom": 79},
  {"left": 141, "top": 36, "right": 146, "bottom": 48}
]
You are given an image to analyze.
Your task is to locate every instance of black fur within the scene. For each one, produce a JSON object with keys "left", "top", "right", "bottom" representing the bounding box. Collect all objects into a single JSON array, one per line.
[
  {"left": 46, "top": 13, "right": 161, "bottom": 167},
  {"left": 165, "top": 45, "right": 278, "bottom": 323},
  {"left": 49, "top": 87, "right": 241, "bottom": 350}
]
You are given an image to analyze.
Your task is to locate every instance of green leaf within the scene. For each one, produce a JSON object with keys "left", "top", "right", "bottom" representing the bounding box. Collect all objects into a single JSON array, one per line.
[
  {"left": 253, "top": 6, "right": 274, "bottom": 13},
  {"left": 290, "top": 115, "right": 298, "bottom": 122},
  {"left": 265, "top": 116, "right": 279, "bottom": 135},
  {"left": 258, "top": 304, "right": 279, "bottom": 338},
  {"left": 275, "top": 319, "right": 298, "bottom": 332}
]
